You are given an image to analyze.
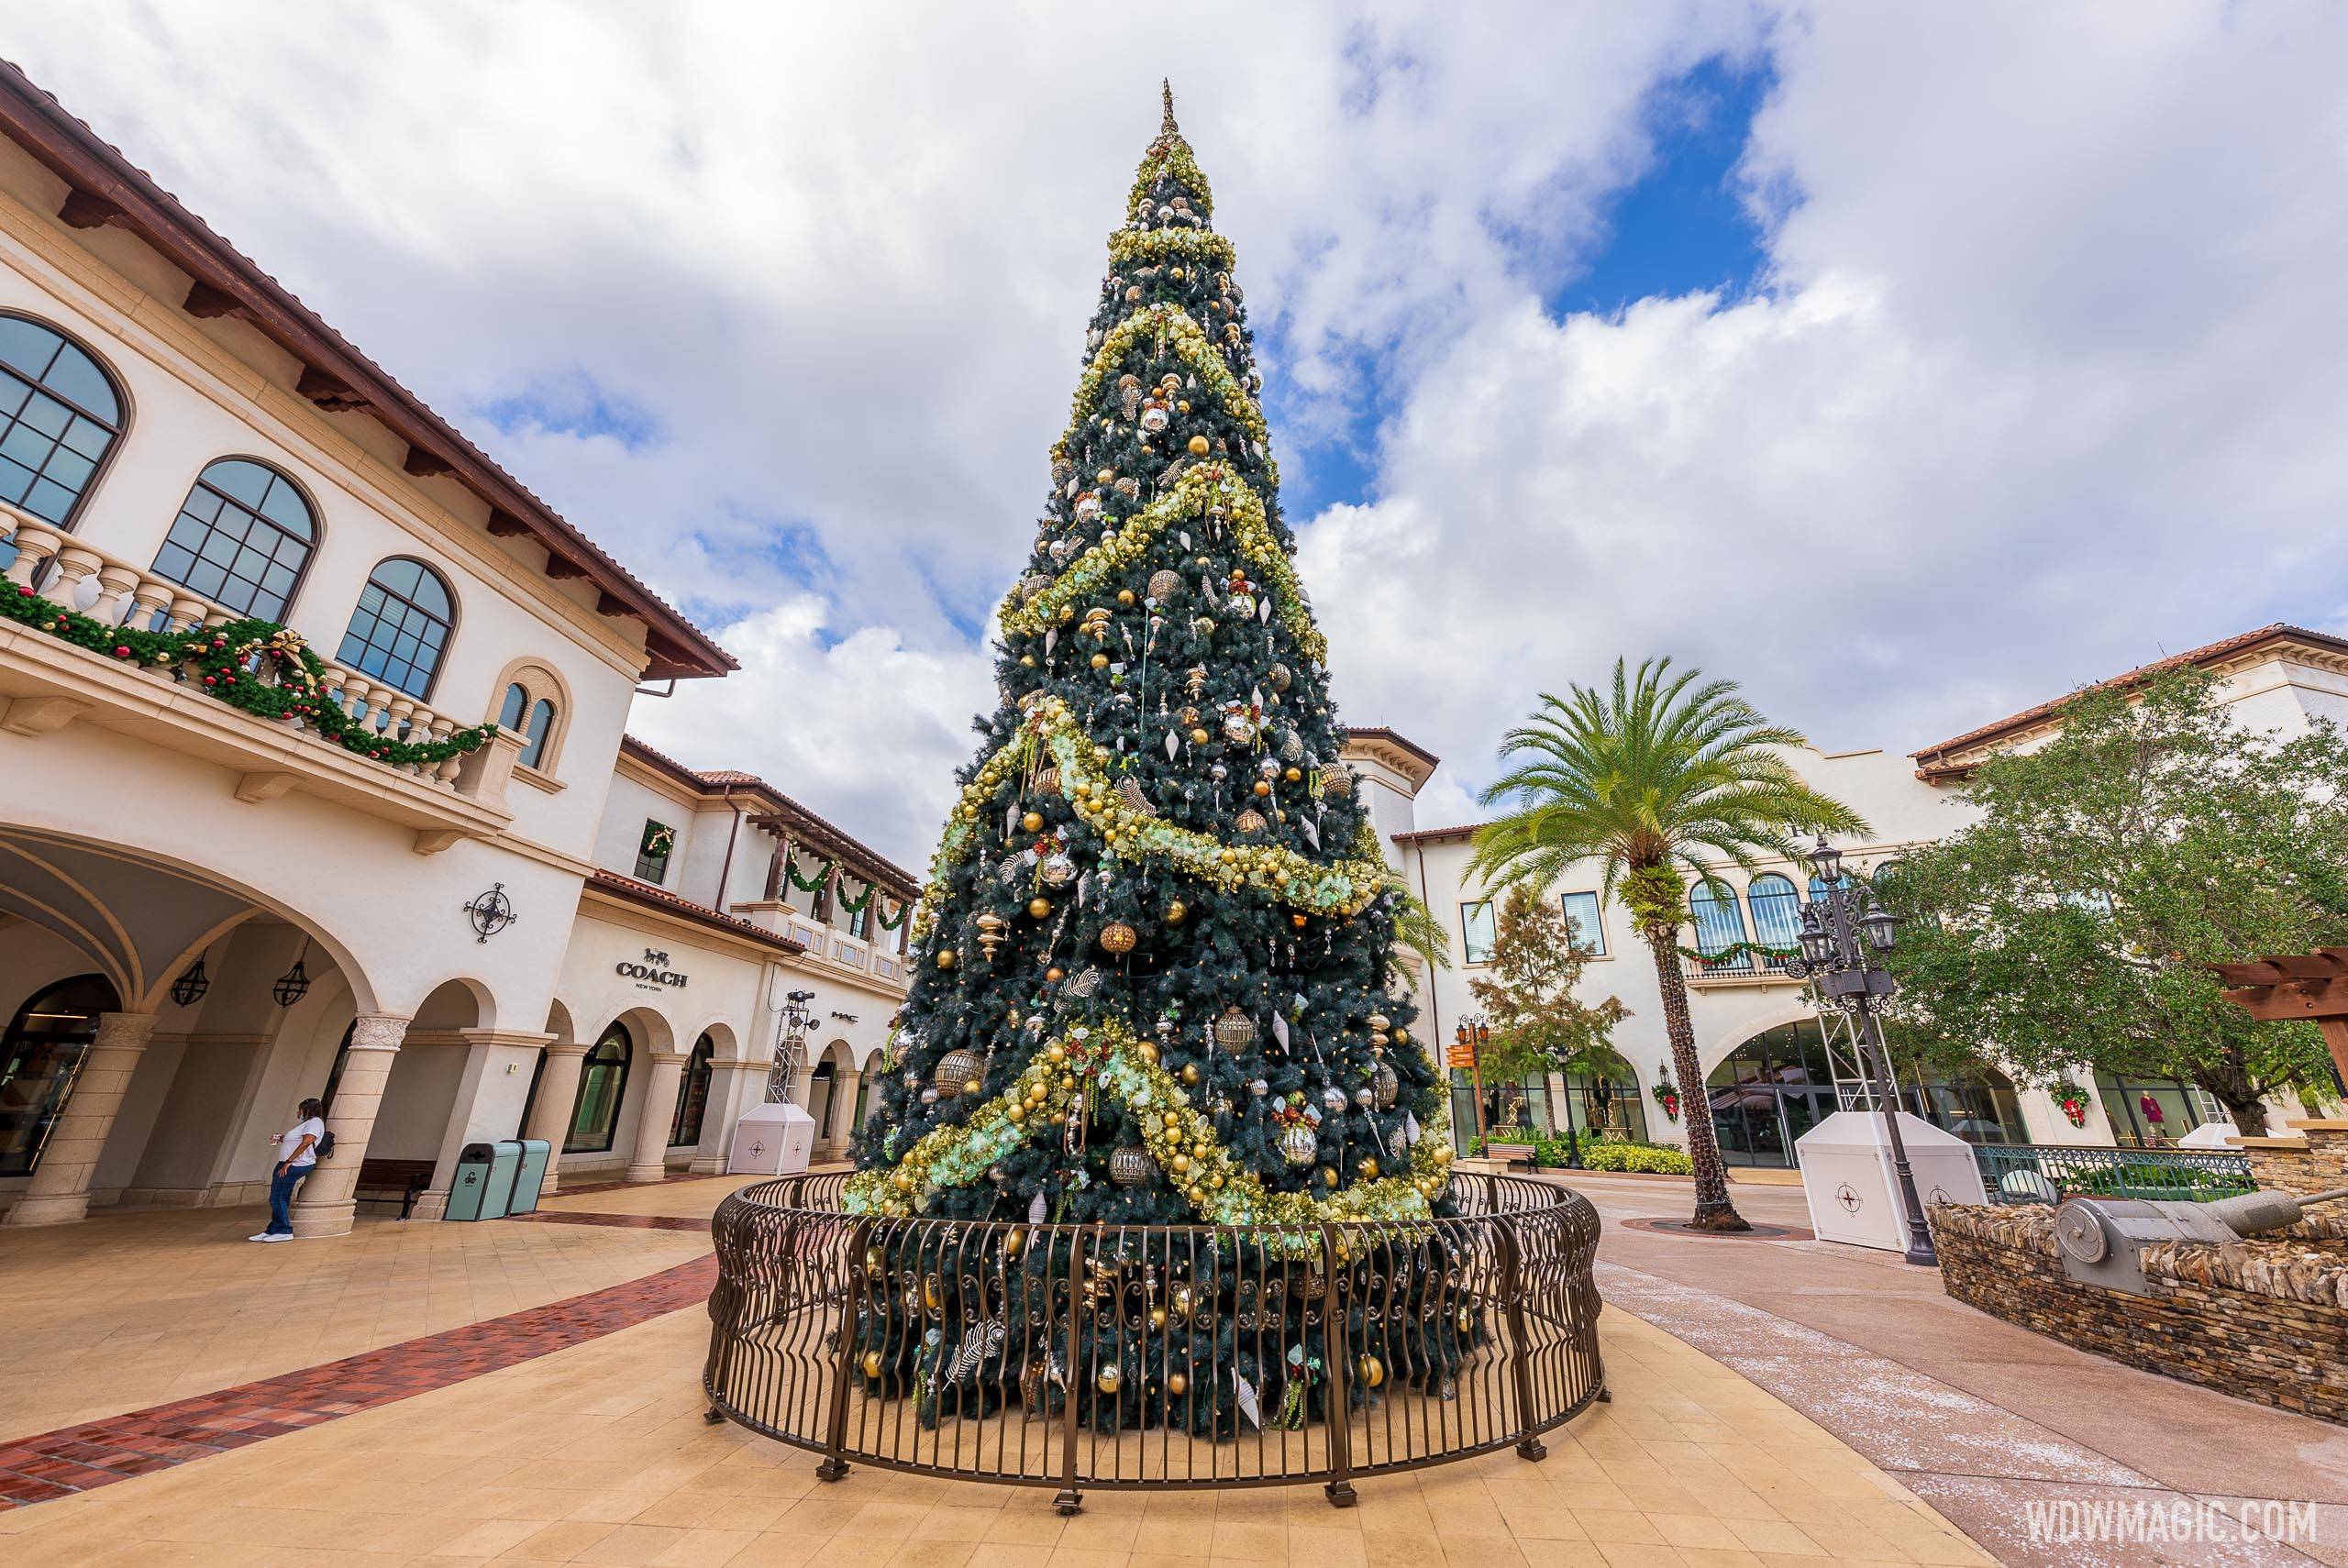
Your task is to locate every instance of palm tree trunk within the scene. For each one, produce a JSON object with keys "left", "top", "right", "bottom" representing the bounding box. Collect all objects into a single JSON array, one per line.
[{"left": 1644, "top": 928, "right": 1748, "bottom": 1231}]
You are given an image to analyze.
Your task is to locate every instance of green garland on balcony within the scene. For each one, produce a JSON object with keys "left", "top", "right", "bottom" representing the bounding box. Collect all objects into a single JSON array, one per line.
[
  {"left": 783, "top": 853, "right": 834, "bottom": 894},
  {"left": 1678, "top": 939, "right": 1801, "bottom": 968},
  {"left": 1, "top": 584, "right": 495, "bottom": 770}
]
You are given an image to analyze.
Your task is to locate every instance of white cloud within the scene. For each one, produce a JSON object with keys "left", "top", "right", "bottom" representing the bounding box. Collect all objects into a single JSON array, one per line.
[{"left": 15, "top": 2, "right": 2348, "bottom": 861}]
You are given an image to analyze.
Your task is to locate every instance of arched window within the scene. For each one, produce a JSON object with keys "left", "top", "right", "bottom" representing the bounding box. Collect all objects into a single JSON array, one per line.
[
  {"left": 0, "top": 973, "right": 121, "bottom": 1176},
  {"left": 0, "top": 315, "right": 124, "bottom": 529},
  {"left": 338, "top": 557, "right": 454, "bottom": 699},
  {"left": 566, "top": 1021, "right": 631, "bottom": 1154},
  {"left": 1745, "top": 873, "right": 1803, "bottom": 973},
  {"left": 670, "top": 1032, "right": 715, "bottom": 1147},
  {"left": 493, "top": 665, "right": 564, "bottom": 773},
  {"left": 1688, "top": 879, "right": 1750, "bottom": 972},
  {"left": 150, "top": 458, "right": 316, "bottom": 620}
]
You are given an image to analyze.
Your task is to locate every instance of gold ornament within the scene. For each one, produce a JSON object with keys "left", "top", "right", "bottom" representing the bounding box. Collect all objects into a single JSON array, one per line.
[
  {"left": 1357, "top": 1156, "right": 1379, "bottom": 1179},
  {"left": 1028, "top": 896, "right": 1053, "bottom": 919},
  {"left": 864, "top": 1245, "right": 886, "bottom": 1280},
  {"left": 1190, "top": 727, "right": 1210, "bottom": 745},
  {"left": 1149, "top": 1307, "right": 1168, "bottom": 1329},
  {"left": 1022, "top": 810, "right": 1045, "bottom": 832},
  {"left": 1321, "top": 1166, "right": 1339, "bottom": 1187},
  {"left": 1392, "top": 1026, "right": 1410, "bottom": 1046},
  {"left": 861, "top": 1349, "right": 886, "bottom": 1378},
  {"left": 922, "top": 1275, "right": 945, "bottom": 1311},
  {"left": 1179, "top": 1063, "right": 1201, "bottom": 1086},
  {"left": 1005, "top": 1227, "right": 1026, "bottom": 1259},
  {"left": 1213, "top": 1007, "right": 1257, "bottom": 1052},
  {"left": 1109, "top": 1144, "right": 1156, "bottom": 1187},
  {"left": 1290, "top": 913, "right": 1308, "bottom": 929},
  {"left": 1235, "top": 808, "right": 1267, "bottom": 834},
  {"left": 1252, "top": 779, "right": 1271, "bottom": 797},
  {"left": 1099, "top": 922, "right": 1138, "bottom": 955},
  {"left": 935, "top": 1048, "right": 983, "bottom": 1096},
  {"left": 1045, "top": 965, "right": 1065, "bottom": 982},
  {"left": 1456, "top": 1305, "right": 1473, "bottom": 1335},
  {"left": 1168, "top": 1283, "right": 1198, "bottom": 1320},
  {"left": 1283, "top": 767, "right": 1301, "bottom": 783},
  {"left": 1091, "top": 652, "right": 1110, "bottom": 669},
  {"left": 1116, "top": 589, "right": 1135, "bottom": 606},
  {"left": 1164, "top": 899, "right": 1187, "bottom": 925},
  {"left": 1187, "top": 435, "right": 1210, "bottom": 456},
  {"left": 974, "top": 911, "right": 1008, "bottom": 959},
  {"left": 1097, "top": 1365, "right": 1123, "bottom": 1396},
  {"left": 936, "top": 948, "right": 958, "bottom": 969},
  {"left": 1166, "top": 1369, "right": 1189, "bottom": 1396},
  {"left": 1356, "top": 1353, "right": 1385, "bottom": 1389}
]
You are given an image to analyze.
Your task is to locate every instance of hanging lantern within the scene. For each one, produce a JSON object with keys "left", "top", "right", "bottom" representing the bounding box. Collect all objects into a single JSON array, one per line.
[
  {"left": 1098, "top": 922, "right": 1138, "bottom": 955},
  {"left": 935, "top": 1048, "right": 985, "bottom": 1097},
  {"left": 1279, "top": 1121, "right": 1317, "bottom": 1167},
  {"left": 169, "top": 958, "right": 211, "bottom": 1007},
  {"left": 1108, "top": 1145, "right": 1156, "bottom": 1187},
  {"left": 1213, "top": 1007, "right": 1257, "bottom": 1053},
  {"left": 271, "top": 943, "right": 313, "bottom": 1008}
]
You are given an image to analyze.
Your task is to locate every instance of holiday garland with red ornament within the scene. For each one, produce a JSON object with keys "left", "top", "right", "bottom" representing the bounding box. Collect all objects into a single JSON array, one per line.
[{"left": 1, "top": 583, "right": 494, "bottom": 769}]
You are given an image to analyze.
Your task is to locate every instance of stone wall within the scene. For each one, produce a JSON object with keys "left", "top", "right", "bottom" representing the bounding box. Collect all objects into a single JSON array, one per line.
[
  {"left": 2235, "top": 1120, "right": 2348, "bottom": 1197},
  {"left": 1933, "top": 1204, "right": 2348, "bottom": 1425}
]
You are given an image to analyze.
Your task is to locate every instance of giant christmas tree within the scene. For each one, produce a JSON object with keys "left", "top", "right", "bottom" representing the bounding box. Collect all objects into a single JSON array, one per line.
[{"left": 846, "top": 87, "right": 1460, "bottom": 1438}]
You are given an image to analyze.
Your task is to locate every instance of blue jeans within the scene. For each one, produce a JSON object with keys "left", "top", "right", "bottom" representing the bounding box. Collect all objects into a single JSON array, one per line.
[{"left": 266, "top": 1162, "right": 313, "bottom": 1235}]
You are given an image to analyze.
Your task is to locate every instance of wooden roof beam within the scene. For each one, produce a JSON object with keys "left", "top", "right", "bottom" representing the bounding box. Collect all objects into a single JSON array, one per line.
[
  {"left": 486, "top": 510, "right": 531, "bottom": 537},
  {"left": 183, "top": 281, "right": 244, "bottom": 319},
  {"left": 58, "top": 187, "right": 127, "bottom": 229},
  {"left": 296, "top": 366, "right": 367, "bottom": 412},
  {"left": 402, "top": 444, "right": 454, "bottom": 479}
]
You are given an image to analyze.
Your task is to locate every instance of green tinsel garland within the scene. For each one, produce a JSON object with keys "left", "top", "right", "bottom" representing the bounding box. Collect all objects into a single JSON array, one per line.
[
  {"left": 784, "top": 853, "right": 834, "bottom": 894},
  {"left": 0, "top": 584, "right": 494, "bottom": 770}
]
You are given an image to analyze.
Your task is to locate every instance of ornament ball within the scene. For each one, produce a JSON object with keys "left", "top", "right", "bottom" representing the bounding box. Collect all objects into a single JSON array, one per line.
[
  {"left": 861, "top": 1350, "right": 885, "bottom": 1378},
  {"left": 1022, "top": 810, "right": 1044, "bottom": 832},
  {"left": 1027, "top": 896, "right": 1053, "bottom": 918},
  {"left": 936, "top": 949, "right": 958, "bottom": 970},
  {"left": 1187, "top": 435, "right": 1210, "bottom": 456},
  {"left": 1166, "top": 1370, "right": 1189, "bottom": 1396}
]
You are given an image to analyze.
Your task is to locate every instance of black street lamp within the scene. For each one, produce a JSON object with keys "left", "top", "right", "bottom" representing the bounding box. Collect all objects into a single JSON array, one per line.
[
  {"left": 767, "top": 988, "right": 819, "bottom": 1104},
  {"left": 1784, "top": 839, "right": 1938, "bottom": 1267}
]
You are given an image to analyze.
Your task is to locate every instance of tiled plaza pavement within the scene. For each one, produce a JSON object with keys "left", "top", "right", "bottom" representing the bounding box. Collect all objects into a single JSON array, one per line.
[
  {"left": 0, "top": 1198, "right": 715, "bottom": 1440},
  {"left": 1574, "top": 1174, "right": 2348, "bottom": 1567},
  {"left": 0, "top": 1271, "right": 1993, "bottom": 1568}
]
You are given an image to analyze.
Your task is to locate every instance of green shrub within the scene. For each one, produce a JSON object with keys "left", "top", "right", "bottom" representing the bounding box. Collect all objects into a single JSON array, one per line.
[{"left": 1578, "top": 1141, "right": 1694, "bottom": 1176}]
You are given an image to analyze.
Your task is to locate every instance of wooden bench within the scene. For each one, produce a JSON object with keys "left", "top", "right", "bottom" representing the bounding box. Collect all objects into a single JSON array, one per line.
[
  {"left": 1484, "top": 1142, "right": 1538, "bottom": 1172},
  {"left": 352, "top": 1157, "right": 435, "bottom": 1219}
]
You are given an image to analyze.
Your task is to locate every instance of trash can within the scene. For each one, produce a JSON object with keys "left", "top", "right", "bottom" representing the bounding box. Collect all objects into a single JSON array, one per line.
[
  {"left": 505, "top": 1138, "right": 552, "bottom": 1215},
  {"left": 446, "top": 1141, "right": 520, "bottom": 1221}
]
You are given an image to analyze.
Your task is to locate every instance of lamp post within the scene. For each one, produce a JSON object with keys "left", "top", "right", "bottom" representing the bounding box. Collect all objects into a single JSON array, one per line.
[
  {"left": 1455, "top": 1016, "right": 1490, "bottom": 1144},
  {"left": 1784, "top": 838, "right": 1937, "bottom": 1267}
]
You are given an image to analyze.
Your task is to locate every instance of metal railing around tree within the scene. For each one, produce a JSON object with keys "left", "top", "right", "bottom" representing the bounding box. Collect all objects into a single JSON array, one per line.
[{"left": 702, "top": 1171, "right": 1604, "bottom": 1511}]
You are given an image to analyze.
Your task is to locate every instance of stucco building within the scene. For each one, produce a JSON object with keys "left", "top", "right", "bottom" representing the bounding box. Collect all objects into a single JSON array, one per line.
[
  {"left": 0, "top": 62, "right": 905, "bottom": 1232},
  {"left": 1367, "top": 624, "right": 2348, "bottom": 1165}
]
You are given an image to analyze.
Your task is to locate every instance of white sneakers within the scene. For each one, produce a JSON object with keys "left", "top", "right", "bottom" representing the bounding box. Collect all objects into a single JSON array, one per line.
[{"left": 248, "top": 1231, "right": 294, "bottom": 1242}]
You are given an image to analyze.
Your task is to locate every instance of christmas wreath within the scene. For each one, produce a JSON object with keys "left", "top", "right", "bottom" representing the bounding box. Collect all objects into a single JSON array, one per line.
[
  {"left": 1, "top": 585, "right": 493, "bottom": 770},
  {"left": 1652, "top": 1061, "right": 1682, "bottom": 1123},
  {"left": 640, "top": 821, "right": 677, "bottom": 860},
  {"left": 2052, "top": 1079, "right": 2091, "bottom": 1128}
]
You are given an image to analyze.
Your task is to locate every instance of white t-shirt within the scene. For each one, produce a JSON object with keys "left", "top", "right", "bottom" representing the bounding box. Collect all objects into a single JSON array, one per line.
[{"left": 277, "top": 1116, "right": 326, "bottom": 1168}]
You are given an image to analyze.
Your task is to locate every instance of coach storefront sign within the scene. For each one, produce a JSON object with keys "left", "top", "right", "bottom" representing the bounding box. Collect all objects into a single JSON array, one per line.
[{"left": 618, "top": 948, "right": 690, "bottom": 989}]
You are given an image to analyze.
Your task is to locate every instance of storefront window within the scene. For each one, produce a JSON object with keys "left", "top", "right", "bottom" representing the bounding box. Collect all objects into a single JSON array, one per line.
[
  {"left": 1906, "top": 1066, "right": 2027, "bottom": 1145},
  {"left": 1449, "top": 1066, "right": 1553, "bottom": 1142},
  {"left": 568, "top": 1022, "right": 632, "bottom": 1153},
  {"left": 2095, "top": 1071, "right": 2225, "bottom": 1147},
  {"left": 1704, "top": 1020, "right": 1838, "bottom": 1166},
  {"left": 1561, "top": 1048, "right": 1648, "bottom": 1143},
  {"left": 670, "top": 1032, "right": 715, "bottom": 1147},
  {"left": 0, "top": 975, "right": 118, "bottom": 1177}
]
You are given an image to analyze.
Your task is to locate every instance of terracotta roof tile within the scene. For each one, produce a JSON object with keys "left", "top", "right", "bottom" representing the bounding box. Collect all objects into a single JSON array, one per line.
[{"left": 585, "top": 869, "right": 805, "bottom": 954}]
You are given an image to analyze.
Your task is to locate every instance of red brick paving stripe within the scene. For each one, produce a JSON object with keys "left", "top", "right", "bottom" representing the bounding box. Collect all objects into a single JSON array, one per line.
[{"left": 0, "top": 1248, "right": 716, "bottom": 1511}]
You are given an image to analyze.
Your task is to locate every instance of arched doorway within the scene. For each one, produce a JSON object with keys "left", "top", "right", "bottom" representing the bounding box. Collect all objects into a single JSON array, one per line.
[
  {"left": 0, "top": 974, "right": 120, "bottom": 1177},
  {"left": 669, "top": 1032, "right": 716, "bottom": 1148},
  {"left": 568, "top": 1021, "right": 632, "bottom": 1154},
  {"left": 1705, "top": 1020, "right": 1838, "bottom": 1166}
]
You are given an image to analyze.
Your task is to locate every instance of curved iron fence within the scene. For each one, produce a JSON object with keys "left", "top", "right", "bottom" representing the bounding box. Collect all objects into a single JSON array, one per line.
[{"left": 703, "top": 1172, "right": 1605, "bottom": 1511}]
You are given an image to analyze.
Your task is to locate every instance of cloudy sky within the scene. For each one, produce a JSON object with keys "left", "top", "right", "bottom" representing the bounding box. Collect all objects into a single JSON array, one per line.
[{"left": 17, "top": 3, "right": 2348, "bottom": 860}]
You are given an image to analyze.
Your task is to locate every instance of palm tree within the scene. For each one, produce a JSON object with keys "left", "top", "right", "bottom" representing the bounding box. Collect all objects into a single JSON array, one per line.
[
  {"left": 1384, "top": 869, "right": 1452, "bottom": 986},
  {"left": 1469, "top": 657, "right": 1866, "bottom": 1231}
]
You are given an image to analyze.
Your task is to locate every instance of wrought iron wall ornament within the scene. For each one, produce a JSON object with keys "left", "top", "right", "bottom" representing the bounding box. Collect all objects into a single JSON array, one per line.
[
  {"left": 461, "top": 883, "right": 517, "bottom": 943},
  {"left": 169, "top": 957, "right": 211, "bottom": 1007},
  {"left": 271, "top": 940, "right": 312, "bottom": 1008}
]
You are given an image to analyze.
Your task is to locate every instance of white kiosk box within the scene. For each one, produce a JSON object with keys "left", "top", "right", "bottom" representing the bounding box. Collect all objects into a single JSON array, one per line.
[
  {"left": 726, "top": 1100, "right": 817, "bottom": 1176},
  {"left": 1795, "top": 1110, "right": 1988, "bottom": 1251}
]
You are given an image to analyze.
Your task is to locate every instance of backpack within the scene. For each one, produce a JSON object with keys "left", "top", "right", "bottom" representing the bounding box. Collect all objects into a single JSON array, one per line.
[{"left": 316, "top": 1128, "right": 337, "bottom": 1160}]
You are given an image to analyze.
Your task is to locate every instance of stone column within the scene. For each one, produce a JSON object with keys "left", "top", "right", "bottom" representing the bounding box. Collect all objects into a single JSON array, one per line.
[
  {"left": 4, "top": 1011, "right": 157, "bottom": 1226},
  {"left": 523, "top": 1041, "right": 590, "bottom": 1194},
  {"left": 828, "top": 1068, "right": 863, "bottom": 1154},
  {"left": 289, "top": 1012, "right": 408, "bottom": 1238},
  {"left": 626, "top": 1051, "right": 692, "bottom": 1183}
]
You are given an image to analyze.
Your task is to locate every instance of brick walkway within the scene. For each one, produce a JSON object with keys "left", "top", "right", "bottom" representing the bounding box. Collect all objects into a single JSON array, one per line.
[{"left": 0, "top": 1253, "right": 716, "bottom": 1509}]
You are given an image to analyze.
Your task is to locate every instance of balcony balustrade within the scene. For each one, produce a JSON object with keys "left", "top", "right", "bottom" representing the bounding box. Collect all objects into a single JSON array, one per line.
[{"left": 0, "top": 506, "right": 518, "bottom": 850}]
